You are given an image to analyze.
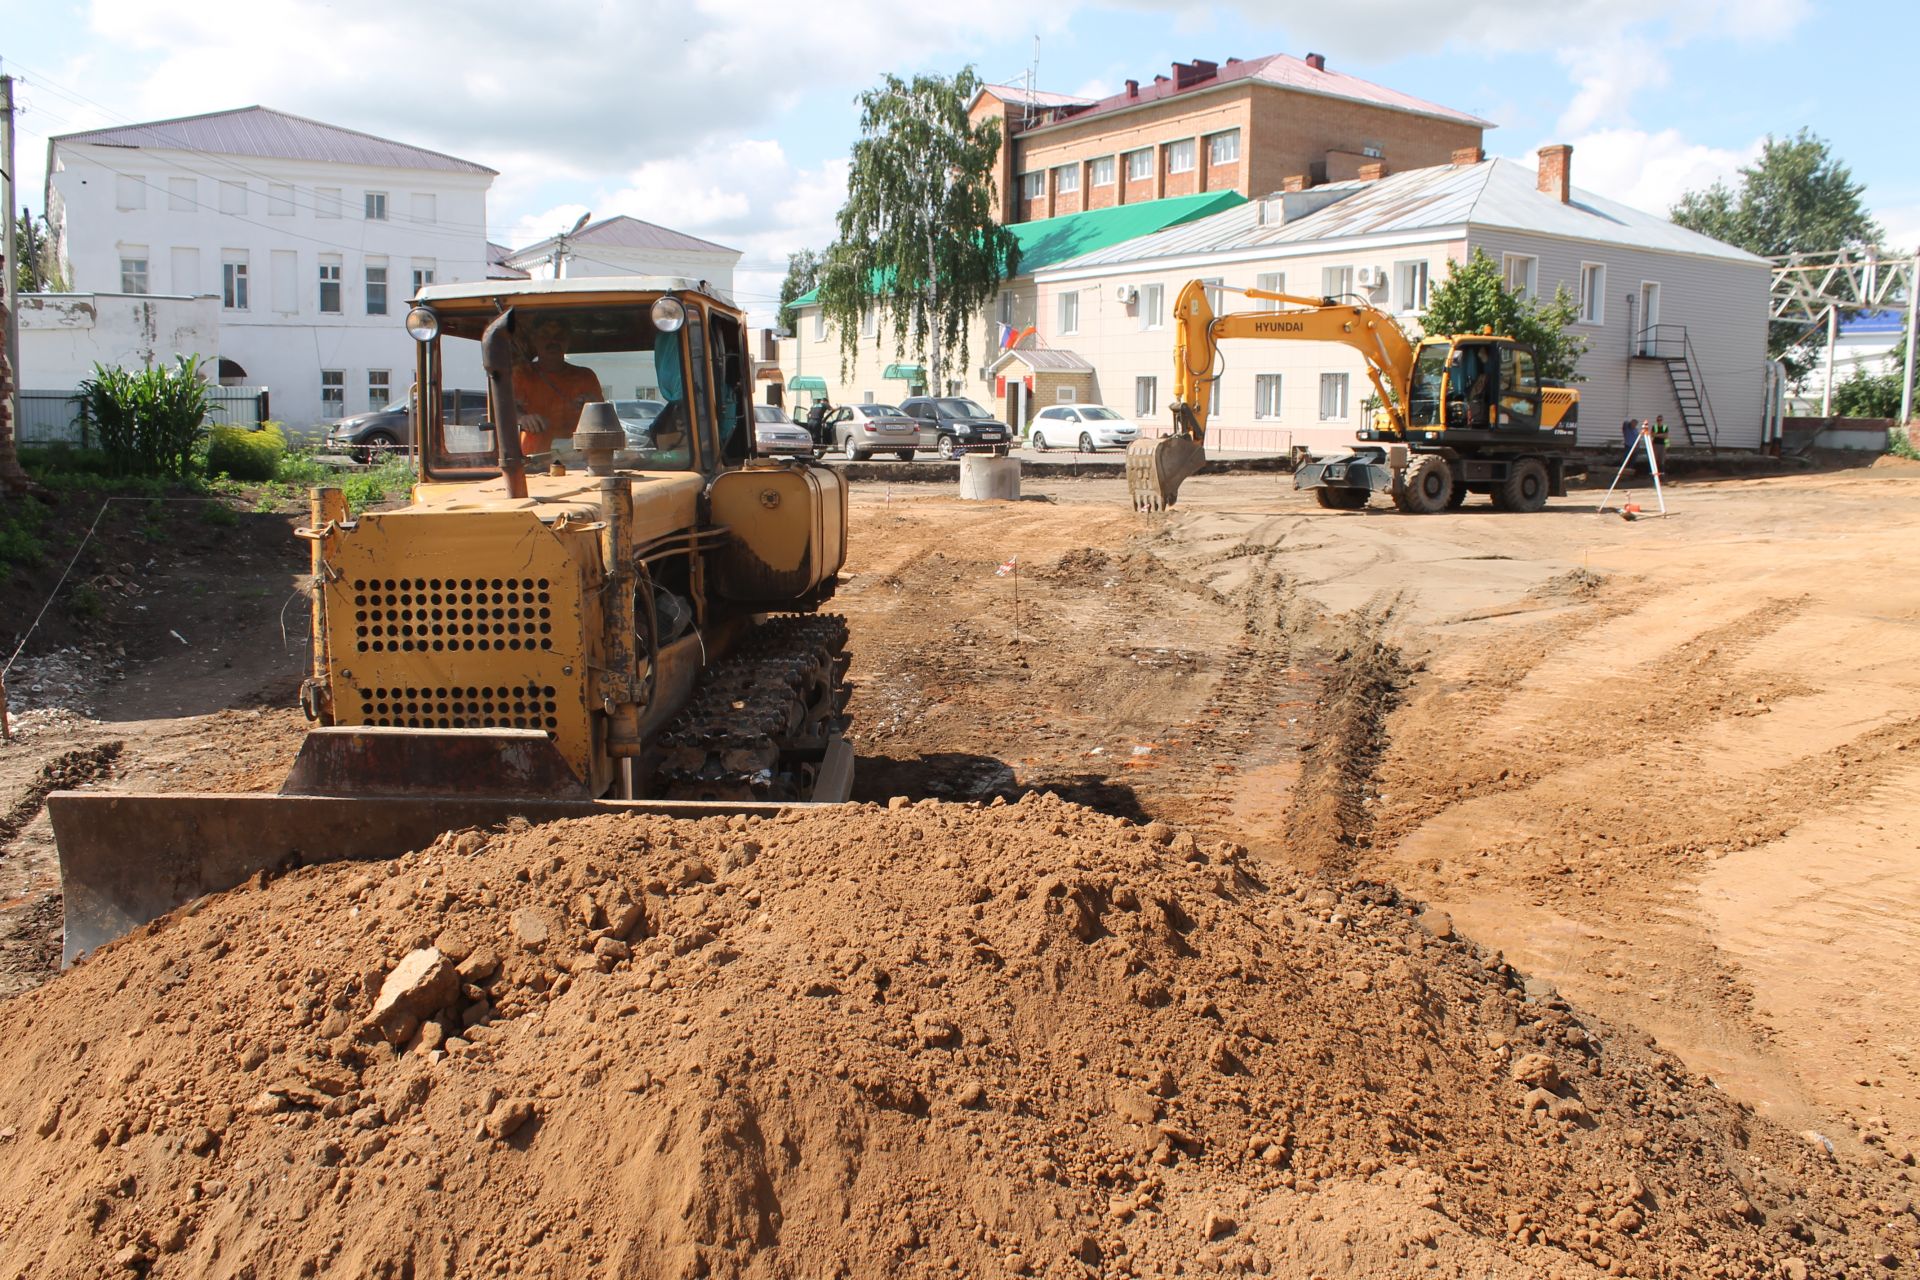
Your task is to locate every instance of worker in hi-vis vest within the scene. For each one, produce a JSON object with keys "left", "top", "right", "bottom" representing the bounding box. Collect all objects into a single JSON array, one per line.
[{"left": 1650, "top": 415, "right": 1670, "bottom": 473}]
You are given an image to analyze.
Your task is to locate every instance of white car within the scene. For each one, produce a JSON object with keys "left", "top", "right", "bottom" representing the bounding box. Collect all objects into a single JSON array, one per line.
[
  {"left": 753, "top": 404, "right": 816, "bottom": 456},
  {"left": 825, "top": 403, "right": 919, "bottom": 461},
  {"left": 1028, "top": 403, "right": 1140, "bottom": 452}
]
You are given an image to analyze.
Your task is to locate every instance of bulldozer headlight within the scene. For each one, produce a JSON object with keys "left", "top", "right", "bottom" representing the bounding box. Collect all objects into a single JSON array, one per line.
[
  {"left": 405, "top": 306, "right": 440, "bottom": 343},
  {"left": 651, "top": 296, "right": 686, "bottom": 333}
]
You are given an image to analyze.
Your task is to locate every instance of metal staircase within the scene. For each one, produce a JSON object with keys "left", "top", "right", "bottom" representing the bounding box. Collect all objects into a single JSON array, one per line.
[{"left": 1633, "top": 324, "right": 1718, "bottom": 451}]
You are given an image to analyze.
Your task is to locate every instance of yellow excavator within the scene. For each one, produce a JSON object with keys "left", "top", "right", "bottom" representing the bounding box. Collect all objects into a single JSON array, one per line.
[
  {"left": 1126, "top": 280, "right": 1580, "bottom": 512},
  {"left": 50, "top": 277, "right": 853, "bottom": 963}
]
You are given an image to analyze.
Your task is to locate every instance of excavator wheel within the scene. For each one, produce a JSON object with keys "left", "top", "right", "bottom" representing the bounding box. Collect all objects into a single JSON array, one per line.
[
  {"left": 1395, "top": 454, "right": 1455, "bottom": 514},
  {"left": 1314, "top": 487, "right": 1369, "bottom": 510},
  {"left": 1492, "top": 459, "right": 1550, "bottom": 513},
  {"left": 1127, "top": 436, "right": 1204, "bottom": 513}
]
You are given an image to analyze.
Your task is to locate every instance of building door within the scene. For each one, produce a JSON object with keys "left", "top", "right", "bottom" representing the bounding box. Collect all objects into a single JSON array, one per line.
[{"left": 1638, "top": 282, "right": 1661, "bottom": 354}]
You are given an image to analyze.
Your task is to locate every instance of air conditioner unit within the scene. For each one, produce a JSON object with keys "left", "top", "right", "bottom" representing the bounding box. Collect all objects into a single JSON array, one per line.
[
  {"left": 1115, "top": 284, "right": 1139, "bottom": 304},
  {"left": 1356, "top": 266, "right": 1386, "bottom": 289}
]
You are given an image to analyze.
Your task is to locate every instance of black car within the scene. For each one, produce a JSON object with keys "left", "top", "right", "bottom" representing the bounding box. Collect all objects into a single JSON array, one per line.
[
  {"left": 325, "top": 389, "right": 488, "bottom": 462},
  {"left": 897, "top": 396, "right": 1011, "bottom": 459}
]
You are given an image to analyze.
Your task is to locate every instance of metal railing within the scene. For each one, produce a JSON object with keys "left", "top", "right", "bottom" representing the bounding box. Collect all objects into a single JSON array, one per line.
[{"left": 16, "top": 386, "right": 270, "bottom": 447}]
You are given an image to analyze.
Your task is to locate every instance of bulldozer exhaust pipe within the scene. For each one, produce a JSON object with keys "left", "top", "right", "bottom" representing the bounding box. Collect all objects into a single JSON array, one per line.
[{"left": 480, "top": 308, "right": 529, "bottom": 500}]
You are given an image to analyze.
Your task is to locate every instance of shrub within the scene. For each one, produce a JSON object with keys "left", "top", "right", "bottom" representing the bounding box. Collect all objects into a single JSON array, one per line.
[
  {"left": 205, "top": 422, "right": 289, "bottom": 481},
  {"left": 74, "top": 356, "right": 217, "bottom": 478}
]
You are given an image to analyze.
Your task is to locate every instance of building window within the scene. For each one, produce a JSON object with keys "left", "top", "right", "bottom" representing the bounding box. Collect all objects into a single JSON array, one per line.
[
  {"left": 1255, "top": 374, "right": 1283, "bottom": 419},
  {"left": 365, "top": 191, "right": 388, "bottom": 221},
  {"left": 1256, "top": 271, "right": 1286, "bottom": 310},
  {"left": 1322, "top": 266, "right": 1354, "bottom": 298},
  {"left": 410, "top": 193, "right": 436, "bottom": 224},
  {"left": 222, "top": 255, "right": 249, "bottom": 310},
  {"left": 1167, "top": 139, "right": 1196, "bottom": 175},
  {"left": 1394, "top": 260, "right": 1430, "bottom": 312},
  {"left": 369, "top": 370, "right": 391, "bottom": 410},
  {"left": 269, "top": 183, "right": 294, "bottom": 216},
  {"left": 1091, "top": 156, "right": 1115, "bottom": 187},
  {"left": 1319, "top": 372, "right": 1350, "bottom": 421},
  {"left": 120, "top": 255, "right": 149, "bottom": 295},
  {"left": 170, "top": 247, "right": 199, "bottom": 294},
  {"left": 316, "top": 187, "right": 341, "bottom": 219},
  {"left": 1140, "top": 282, "right": 1164, "bottom": 330},
  {"left": 1055, "top": 164, "right": 1079, "bottom": 195},
  {"left": 219, "top": 181, "right": 246, "bottom": 215},
  {"left": 319, "top": 259, "right": 342, "bottom": 313},
  {"left": 412, "top": 262, "right": 436, "bottom": 294},
  {"left": 321, "top": 371, "right": 345, "bottom": 418},
  {"left": 997, "top": 290, "right": 1015, "bottom": 326},
  {"left": 1135, "top": 376, "right": 1158, "bottom": 418},
  {"left": 115, "top": 174, "right": 146, "bottom": 211},
  {"left": 167, "top": 177, "right": 196, "bottom": 212},
  {"left": 1579, "top": 262, "right": 1606, "bottom": 324},
  {"left": 1057, "top": 385, "right": 1075, "bottom": 403},
  {"left": 1020, "top": 171, "right": 1046, "bottom": 201},
  {"left": 860, "top": 309, "right": 878, "bottom": 338},
  {"left": 1208, "top": 130, "right": 1240, "bottom": 166},
  {"left": 1058, "top": 290, "right": 1079, "bottom": 335},
  {"left": 812, "top": 311, "right": 826, "bottom": 342},
  {"left": 365, "top": 264, "right": 388, "bottom": 315},
  {"left": 1503, "top": 253, "right": 1538, "bottom": 301},
  {"left": 1125, "top": 149, "right": 1152, "bottom": 182}
]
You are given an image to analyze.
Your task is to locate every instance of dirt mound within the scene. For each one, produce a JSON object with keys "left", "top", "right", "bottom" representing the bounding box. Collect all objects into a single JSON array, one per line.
[{"left": 0, "top": 797, "right": 1910, "bottom": 1278}]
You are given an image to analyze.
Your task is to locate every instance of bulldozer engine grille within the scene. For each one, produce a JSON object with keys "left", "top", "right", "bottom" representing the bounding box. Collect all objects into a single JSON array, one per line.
[
  {"left": 358, "top": 683, "right": 560, "bottom": 733},
  {"left": 351, "top": 576, "right": 556, "bottom": 654}
]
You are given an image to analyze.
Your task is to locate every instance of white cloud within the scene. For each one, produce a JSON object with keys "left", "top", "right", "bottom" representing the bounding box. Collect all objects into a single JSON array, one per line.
[
  {"left": 1554, "top": 34, "right": 1670, "bottom": 137},
  {"left": 1542, "top": 128, "right": 1757, "bottom": 217},
  {"left": 1878, "top": 206, "right": 1920, "bottom": 253}
]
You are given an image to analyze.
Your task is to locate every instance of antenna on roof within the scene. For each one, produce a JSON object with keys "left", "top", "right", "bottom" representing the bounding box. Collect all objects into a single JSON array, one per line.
[{"left": 1026, "top": 35, "right": 1040, "bottom": 128}]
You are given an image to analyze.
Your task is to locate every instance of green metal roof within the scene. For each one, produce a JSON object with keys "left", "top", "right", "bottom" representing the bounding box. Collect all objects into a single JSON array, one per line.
[
  {"left": 788, "top": 375, "right": 827, "bottom": 393},
  {"left": 787, "top": 191, "right": 1247, "bottom": 309}
]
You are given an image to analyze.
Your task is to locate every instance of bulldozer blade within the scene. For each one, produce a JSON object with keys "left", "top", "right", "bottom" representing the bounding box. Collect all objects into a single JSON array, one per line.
[{"left": 1126, "top": 436, "right": 1205, "bottom": 512}]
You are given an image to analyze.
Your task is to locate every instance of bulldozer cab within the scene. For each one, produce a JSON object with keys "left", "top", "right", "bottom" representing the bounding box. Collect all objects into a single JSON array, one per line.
[
  {"left": 1407, "top": 336, "right": 1544, "bottom": 433},
  {"left": 409, "top": 279, "right": 755, "bottom": 481}
]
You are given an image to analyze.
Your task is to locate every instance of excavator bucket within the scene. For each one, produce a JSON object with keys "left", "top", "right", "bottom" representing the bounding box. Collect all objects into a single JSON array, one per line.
[{"left": 1126, "top": 435, "right": 1205, "bottom": 512}]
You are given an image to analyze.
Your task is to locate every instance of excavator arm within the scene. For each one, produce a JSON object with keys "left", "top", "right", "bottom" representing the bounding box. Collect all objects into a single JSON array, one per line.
[{"left": 1127, "top": 280, "right": 1419, "bottom": 511}]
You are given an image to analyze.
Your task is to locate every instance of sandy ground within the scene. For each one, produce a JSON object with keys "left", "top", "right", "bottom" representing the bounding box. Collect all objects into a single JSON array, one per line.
[{"left": 4, "top": 462, "right": 1918, "bottom": 1176}]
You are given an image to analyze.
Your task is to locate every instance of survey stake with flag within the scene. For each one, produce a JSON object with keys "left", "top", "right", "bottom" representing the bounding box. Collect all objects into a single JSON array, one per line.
[{"left": 995, "top": 555, "right": 1019, "bottom": 577}]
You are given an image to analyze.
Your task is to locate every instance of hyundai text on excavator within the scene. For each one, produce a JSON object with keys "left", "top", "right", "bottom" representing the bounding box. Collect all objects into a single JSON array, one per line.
[
  {"left": 1126, "top": 280, "right": 1580, "bottom": 513},
  {"left": 50, "top": 277, "right": 854, "bottom": 963}
]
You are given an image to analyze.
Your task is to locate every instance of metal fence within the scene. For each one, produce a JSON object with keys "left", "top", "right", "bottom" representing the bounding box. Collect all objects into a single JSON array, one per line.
[{"left": 17, "top": 386, "right": 270, "bottom": 446}]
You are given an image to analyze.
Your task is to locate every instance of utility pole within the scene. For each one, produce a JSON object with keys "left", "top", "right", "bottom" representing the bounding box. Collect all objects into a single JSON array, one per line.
[
  {"left": 1904, "top": 249, "right": 1918, "bottom": 426},
  {"left": 2, "top": 71, "right": 20, "bottom": 450},
  {"left": 551, "top": 211, "right": 591, "bottom": 280}
]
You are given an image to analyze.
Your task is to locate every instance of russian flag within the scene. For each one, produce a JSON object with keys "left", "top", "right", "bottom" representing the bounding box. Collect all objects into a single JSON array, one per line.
[{"left": 997, "top": 323, "right": 1016, "bottom": 350}]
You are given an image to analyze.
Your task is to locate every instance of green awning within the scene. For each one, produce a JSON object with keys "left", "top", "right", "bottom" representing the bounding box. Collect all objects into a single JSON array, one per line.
[
  {"left": 788, "top": 376, "right": 827, "bottom": 393},
  {"left": 882, "top": 363, "right": 925, "bottom": 381}
]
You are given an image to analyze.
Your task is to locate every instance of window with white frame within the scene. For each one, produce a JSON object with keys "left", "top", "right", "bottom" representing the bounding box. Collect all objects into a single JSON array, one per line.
[
  {"left": 222, "top": 253, "right": 249, "bottom": 310},
  {"left": 318, "top": 258, "right": 342, "bottom": 313},
  {"left": 1125, "top": 149, "right": 1152, "bottom": 181},
  {"left": 1255, "top": 374, "right": 1283, "bottom": 419},
  {"left": 1256, "top": 271, "right": 1286, "bottom": 310},
  {"left": 368, "top": 370, "right": 391, "bottom": 410},
  {"left": 1057, "top": 385, "right": 1075, "bottom": 403},
  {"left": 860, "top": 309, "right": 878, "bottom": 338},
  {"left": 321, "top": 370, "right": 345, "bottom": 418},
  {"left": 219, "top": 181, "right": 246, "bottom": 215},
  {"left": 1140, "top": 282, "right": 1165, "bottom": 330},
  {"left": 1322, "top": 265, "right": 1354, "bottom": 298},
  {"left": 1201, "top": 276, "right": 1224, "bottom": 315},
  {"left": 1020, "top": 171, "right": 1045, "bottom": 201},
  {"left": 1319, "top": 372, "right": 1350, "bottom": 421},
  {"left": 812, "top": 311, "right": 826, "bottom": 342},
  {"left": 1167, "top": 139, "right": 1196, "bottom": 175},
  {"left": 997, "top": 290, "right": 1015, "bottom": 326},
  {"left": 412, "top": 261, "right": 436, "bottom": 293},
  {"left": 120, "top": 253, "right": 149, "bottom": 295},
  {"left": 269, "top": 183, "right": 294, "bottom": 215},
  {"left": 1091, "top": 155, "right": 1115, "bottom": 187},
  {"left": 1503, "top": 253, "right": 1538, "bottom": 301},
  {"left": 1058, "top": 290, "right": 1080, "bottom": 334},
  {"left": 1135, "top": 376, "right": 1158, "bottom": 418},
  {"left": 316, "top": 187, "right": 341, "bottom": 218},
  {"left": 1208, "top": 377, "right": 1221, "bottom": 416},
  {"left": 410, "top": 193, "right": 436, "bottom": 224},
  {"left": 1208, "top": 130, "right": 1240, "bottom": 166},
  {"left": 365, "top": 264, "right": 388, "bottom": 315},
  {"left": 1394, "top": 260, "right": 1430, "bottom": 312},
  {"left": 365, "top": 191, "right": 388, "bottom": 221},
  {"left": 1055, "top": 164, "right": 1079, "bottom": 194},
  {"left": 167, "top": 177, "right": 196, "bottom": 212},
  {"left": 1579, "top": 262, "right": 1606, "bottom": 324},
  {"left": 115, "top": 174, "right": 146, "bottom": 210}
]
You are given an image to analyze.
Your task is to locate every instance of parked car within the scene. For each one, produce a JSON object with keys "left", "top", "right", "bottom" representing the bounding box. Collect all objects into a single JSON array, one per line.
[
  {"left": 324, "top": 389, "right": 488, "bottom": 462},
  {"left": 1028, "top": 403, "right": 1140, "bottom": 452},
  {"left": 753, "top": 403, "right": 816, "bottom": 456},
  {"left": 613, "top": 398, "right": 666, "bottom": 449},
  {"left": 897, "top": 396, "right": 1011, "bottom": 459},
  {"left": 825, "top": 403, "right": 919, "bottom": 460}
]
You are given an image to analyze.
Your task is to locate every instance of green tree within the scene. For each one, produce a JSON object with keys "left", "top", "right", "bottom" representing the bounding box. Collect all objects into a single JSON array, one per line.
[
  {"left": 776, "top": 248, "right": 824, "bottom": 334},
  {"left": 13, "top": 208, "right": 67, "bottom": 294},
  {"left": 1671, "top": 131, "right": 1881, "bottom": 380},
  {"left": 1833, "top": 338, "right": 1912, "bottom": 419},
  {"left": 818, "top": 68, "right": 1020, "bottom": 393},
  {"left": 1420, "top": 249, "right": 1588, "bottom": 382}
]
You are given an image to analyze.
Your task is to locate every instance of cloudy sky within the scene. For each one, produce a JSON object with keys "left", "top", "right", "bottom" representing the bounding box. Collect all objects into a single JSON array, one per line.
[{"left": 6, "top": 0, "right": 1915, "bottom": 326}]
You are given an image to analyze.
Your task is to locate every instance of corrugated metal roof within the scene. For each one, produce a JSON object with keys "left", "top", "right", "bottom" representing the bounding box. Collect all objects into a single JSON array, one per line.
[
  {"left": 1048, "top": 159, "right": 1768, "bottom": 271},
  {"left": 980, "top": 83, "right": 1095, "bottom": 109},
  {"left": 990, "top": 347, "right": 1095, "bottom": 373},
  {"left": 508, "top": 215, "right": 738, "bottom": 263},
  {"left": 486, "top": 242, "right": 530, "bottom": 281},
  {"left": 51, "top": 106, "right": 495, "bottom": 175},
  {"left": 1018, "top": 53, "right": 1489, "bottom": 136}
]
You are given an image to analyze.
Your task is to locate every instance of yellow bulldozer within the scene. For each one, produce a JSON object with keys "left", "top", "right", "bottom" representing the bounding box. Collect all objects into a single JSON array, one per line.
[
  {"left": 51, "top": 277, "right": 853, "bottom": 963},
  {"left": 1127, "top": 280, "right": 1580, "bottom": 512}
]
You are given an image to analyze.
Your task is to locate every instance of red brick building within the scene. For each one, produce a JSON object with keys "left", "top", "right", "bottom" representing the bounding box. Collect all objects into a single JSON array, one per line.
[{"left": 970, "top": 53, "right": 1490, "bottom": 225}]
